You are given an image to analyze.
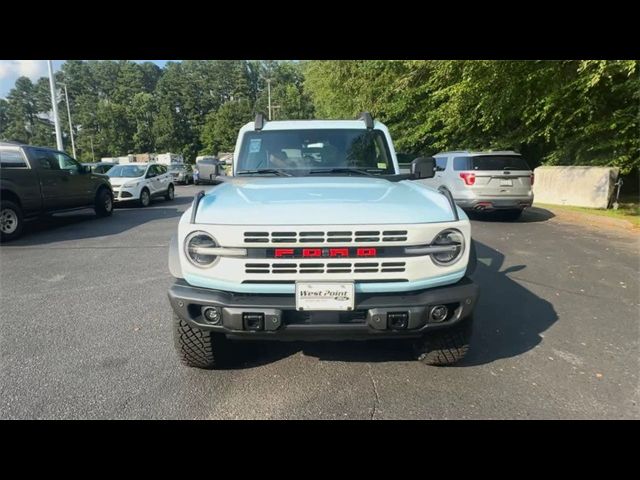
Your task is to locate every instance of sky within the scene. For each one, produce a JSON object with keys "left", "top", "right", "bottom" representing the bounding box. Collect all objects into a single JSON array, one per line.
[{"left": 0, "top": 60, "right": 170, "bottom": 99}]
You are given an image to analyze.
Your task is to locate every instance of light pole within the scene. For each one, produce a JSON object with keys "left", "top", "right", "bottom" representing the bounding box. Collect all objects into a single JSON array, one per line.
[
  {"left": 59, "top": 83, "right": 76, "bottom": 159},
  {"left": 47, "top": 60, "right": 63, "bottom": 151},
  {"left": 267, "top": 78, "right": 272, "bottom": 120}
]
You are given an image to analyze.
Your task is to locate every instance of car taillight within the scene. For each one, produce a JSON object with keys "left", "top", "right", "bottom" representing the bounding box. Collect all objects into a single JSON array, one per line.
[
  {"left": 530, "top": 173, "right": 534, "bottom": 185},
  {"left": 459, "top": 172, "right": 476, "bottom": 186}
]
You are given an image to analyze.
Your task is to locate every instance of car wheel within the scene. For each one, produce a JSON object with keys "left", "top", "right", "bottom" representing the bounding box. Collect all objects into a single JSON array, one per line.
[
  {"left": 413, "top": 315, "right": 473, "bottom": 366},
  {"left": 139, "top": 188, "right": 151, "bottom": 207},
  {"left": 0, "top": 200, "right": 24, "bottom": 242},
  {"left": 172, "top": 313, "right": 231, "bottom": 369},
  {"left": 165, "top": 184, "right": 175, "bottom": 201},
  {"left": 94, "top": 188, "right": 114, "bottom": 217}
]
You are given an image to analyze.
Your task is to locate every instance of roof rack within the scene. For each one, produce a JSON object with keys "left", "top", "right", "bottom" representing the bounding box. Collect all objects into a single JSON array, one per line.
[
  {"left": 358, "top": 112, "right": 374, "bottom": 129},
  {"left": 254, "top": 113, "right": 265, "bottom": 131}
]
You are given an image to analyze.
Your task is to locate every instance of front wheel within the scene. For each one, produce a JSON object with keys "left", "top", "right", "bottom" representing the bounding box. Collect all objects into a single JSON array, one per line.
[
  {"left": 165, "top": 184, "right": 175, "bottom": 201},
  {"left": 413, "top": 316, "right": 473, "bottom": 366},
  {"left": 94, "top": 188, "right": 114, "bottom": 217},
  {"left": 139, "top": 188, "right": 151, "bottom": 207},
  {"left": 173, "top": 313, "right": 230, "bottom": 369},
  {"left": 0, "top": 200, "right": 24, "bottom": 242}
]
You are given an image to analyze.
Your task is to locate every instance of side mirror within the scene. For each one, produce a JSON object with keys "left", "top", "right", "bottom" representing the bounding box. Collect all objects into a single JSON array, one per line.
[
  {"left": 82, "top": 165, "right": 92, "bottom": 174},
  {"left": 411, "top": 157, "right": 436, "bottom": 179}
]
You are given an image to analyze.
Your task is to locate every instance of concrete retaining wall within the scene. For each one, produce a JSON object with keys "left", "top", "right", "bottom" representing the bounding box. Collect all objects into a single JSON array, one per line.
[{"left": 533, "top": 166, "right": 620, "bottom": 209}]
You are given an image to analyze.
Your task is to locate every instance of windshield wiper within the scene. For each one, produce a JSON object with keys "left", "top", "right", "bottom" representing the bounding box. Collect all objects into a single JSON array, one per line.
[
  {"left": 236, "top": 169, "right": 292, "bottom": 177},
  {"left": 309, "top": 168, "right": 381, "bottom": 177}
]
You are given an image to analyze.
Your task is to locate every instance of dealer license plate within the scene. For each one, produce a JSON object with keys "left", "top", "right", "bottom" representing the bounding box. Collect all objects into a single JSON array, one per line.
[
  {"left": 500, "top": 179, "right": 513, "bottom": 186},
  {"left": 295, "top": 282, "right": 355, "bottom": 311}
]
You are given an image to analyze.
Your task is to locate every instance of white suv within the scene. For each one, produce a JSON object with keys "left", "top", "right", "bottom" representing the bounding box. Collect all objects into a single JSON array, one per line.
[
  {"left": 168, "top": 113, "right": 479, "bottom": 369},
  {"left": 419, "top": 151, "right": 534, "bottom": 219},
  {"left": 107, "top": 163, "right": 175, "bottom": 207}
]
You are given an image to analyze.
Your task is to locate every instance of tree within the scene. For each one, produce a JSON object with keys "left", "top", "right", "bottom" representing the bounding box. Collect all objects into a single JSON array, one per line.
[
  {"left": 0, "top": 99, "right": 8, "bottom": 139},
  {"left": 255, "top": 61, "right": 314, "bottom": 120},
  {"left": 200, "top": 99, "right": 253, "bottom": 155},
  {"left": 304, "top": 60, "right": 639, "bottom": 173}
]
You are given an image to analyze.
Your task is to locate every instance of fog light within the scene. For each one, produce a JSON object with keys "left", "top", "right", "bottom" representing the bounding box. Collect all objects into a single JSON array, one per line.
[
  {"left": 429, "top": 305, "right": 448, "bottom": 322},
  {"left": 203, "top": 307, "right": 221, "bottom": 324}
]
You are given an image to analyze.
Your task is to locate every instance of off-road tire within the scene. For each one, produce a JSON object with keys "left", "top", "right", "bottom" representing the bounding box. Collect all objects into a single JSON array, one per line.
[
  {"left": 94, "top": 188, "right": 114, "bottom": 217},
  {"left": 139, "top": 188, "right": 151, "bottom": 207},
  {"left": 0, "top": 200, "right": 24, "bottom": 242},
  {"left": 173, "top": 313, "right": 229, "bottom": 369},
  {"left": 165, "top": 184, "right": 175, "bottom": 201},
  {"left": 414, "top": 316, "right": 473, "bottom": 366}
]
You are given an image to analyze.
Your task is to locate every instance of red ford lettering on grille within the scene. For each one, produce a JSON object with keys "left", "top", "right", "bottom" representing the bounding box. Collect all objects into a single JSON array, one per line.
[{"left": 276, "top": 247, "right": 378, "bottom": 258}]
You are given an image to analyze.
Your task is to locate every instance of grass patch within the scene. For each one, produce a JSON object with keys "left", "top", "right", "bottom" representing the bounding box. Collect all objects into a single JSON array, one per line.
[{"left": 535, "top": 200, "right": 640, "bottom": 226}]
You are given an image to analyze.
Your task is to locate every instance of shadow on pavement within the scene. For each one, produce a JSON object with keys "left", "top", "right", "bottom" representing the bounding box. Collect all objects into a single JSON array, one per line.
[
  {"left": 221, "top": 240, "right": 558, "bottom": 369},
  {"left": 1, "top": 195, "right": 192, "bottom": 247},
  {"left": 467, "top": 207, "right": 555, "bottom": 223}
]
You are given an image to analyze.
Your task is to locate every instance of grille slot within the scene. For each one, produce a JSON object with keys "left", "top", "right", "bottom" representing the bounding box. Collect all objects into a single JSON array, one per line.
[
  {"left": 243, "top": 230, "right": 409, "bottom": 244},
  {"left": 244, "top": 261, "right": 405, "bottom": 275}
]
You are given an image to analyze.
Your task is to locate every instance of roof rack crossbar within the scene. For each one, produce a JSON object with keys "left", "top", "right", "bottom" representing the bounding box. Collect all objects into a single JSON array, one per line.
[
  {"left": 254, "top": 113, "right": 265, "bottom": 131},
  {"left": 358, "top": 112, "right": 374, "bottom": 129}
]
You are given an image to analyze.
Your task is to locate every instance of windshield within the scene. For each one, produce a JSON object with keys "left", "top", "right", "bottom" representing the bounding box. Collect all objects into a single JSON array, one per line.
[
  {"left": 107, "top": 165, "right": 146, "bottom": 178},
  {"left": 453, "top": 155, "right": 531, "bottom": 171},
  {"left": 236, "top": 129, "right": 395, "bottom": 174}
]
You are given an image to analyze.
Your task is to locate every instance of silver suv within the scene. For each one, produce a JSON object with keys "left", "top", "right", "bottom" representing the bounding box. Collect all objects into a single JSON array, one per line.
[{"left": 419, "top": 151, "right": 534, "bottom": 219}]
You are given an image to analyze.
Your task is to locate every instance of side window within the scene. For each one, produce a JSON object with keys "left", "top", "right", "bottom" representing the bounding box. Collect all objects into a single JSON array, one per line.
[
  {"left": 158, "top": 165, "right": 167, "bottom": 174},
  {"left": 34, "top": 150, "right": 60, "bottom": 170},
  {"left": 54, "top": 152, "right": 81, "bottom": 174},
  {"left": 147, "top": 165, "right": 158, "bottom": 177},
  {"left": 453, "top": 157, "right": 471, "bottom": 171},
  {"left": 435, "top": 157, "right": 447, "bottom": 171},
  {"left": 0, "top": 148, "right": 28, "bottom": 168}
]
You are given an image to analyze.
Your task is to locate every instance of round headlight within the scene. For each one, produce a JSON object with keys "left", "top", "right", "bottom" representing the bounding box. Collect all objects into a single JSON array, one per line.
[
  {"left": 185, "top": 231, "right": 218, "bottom": 267},
  {"left": 431, "top": 229, "right": 465, "bottom": 266}
]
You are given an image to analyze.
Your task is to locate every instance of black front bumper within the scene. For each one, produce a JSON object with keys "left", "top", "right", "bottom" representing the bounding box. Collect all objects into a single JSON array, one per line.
[{"left": 168, "top": 278, "right": 479, "bottom": 341}]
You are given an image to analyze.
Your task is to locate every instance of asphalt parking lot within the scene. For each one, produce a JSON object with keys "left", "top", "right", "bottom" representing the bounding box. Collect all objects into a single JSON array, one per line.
[{"left": 1, "top": 185, "right": 638, "bottom": 419}]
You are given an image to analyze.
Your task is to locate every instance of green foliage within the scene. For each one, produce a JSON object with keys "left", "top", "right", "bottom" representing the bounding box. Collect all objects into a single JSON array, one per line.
[
  {"left": 2, "top": 60, "right": 636, "bottom": 174},
  {"left": 304, "top": 60, "right": 639, "bottom": 174},
  {"left": 200, "top": 99, "right": 253, "bottom": 154}
]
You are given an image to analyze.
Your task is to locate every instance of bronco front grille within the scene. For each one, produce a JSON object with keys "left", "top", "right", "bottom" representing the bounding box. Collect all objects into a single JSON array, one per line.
[
  {"left": 244, "top": 261, "right": 406, "bottom": 275},
  {"left": 243, "top": 230, "right": 408, "bottom": 244}
]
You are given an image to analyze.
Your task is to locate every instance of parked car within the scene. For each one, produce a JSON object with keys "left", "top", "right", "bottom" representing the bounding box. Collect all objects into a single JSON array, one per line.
[
  {"left": 82, "top": 162, "right": 115, "bottom": 174},
  {"left": 0, "top": 141, "right": 114, "bottom": 241},
  {"left": 107, "top": 163, "right": 175, "bottom": 207},
  {"left": 168, "top": 164, "right": 194, "bottom": 184},
  {"left": 195, "top": 157, "right": 227, "bottom": 185},
  {"left": 419, "top": 150, "right": 534, "bottom": 220},
  {"left": 168, "top": 113, "right": 478, "bottom": 369}
]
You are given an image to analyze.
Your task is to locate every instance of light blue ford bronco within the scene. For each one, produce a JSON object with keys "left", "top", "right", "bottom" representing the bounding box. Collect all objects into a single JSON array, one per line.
[{"left": 168, "top": 113, "right": 478, "bottom": 369}]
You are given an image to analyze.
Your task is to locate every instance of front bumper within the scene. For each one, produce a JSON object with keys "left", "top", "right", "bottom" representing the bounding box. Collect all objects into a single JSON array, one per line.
[
  {"left": 112, "top": 188, "right": 136, "bottom": 202},
  {"left": 168, "top": 277, "right": 478, "bottom": 341}
]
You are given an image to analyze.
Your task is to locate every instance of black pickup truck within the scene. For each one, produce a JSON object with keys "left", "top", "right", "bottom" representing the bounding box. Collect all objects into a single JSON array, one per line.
[{"left": 0, "top": 142, "right": 114, "bottom": 241}]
